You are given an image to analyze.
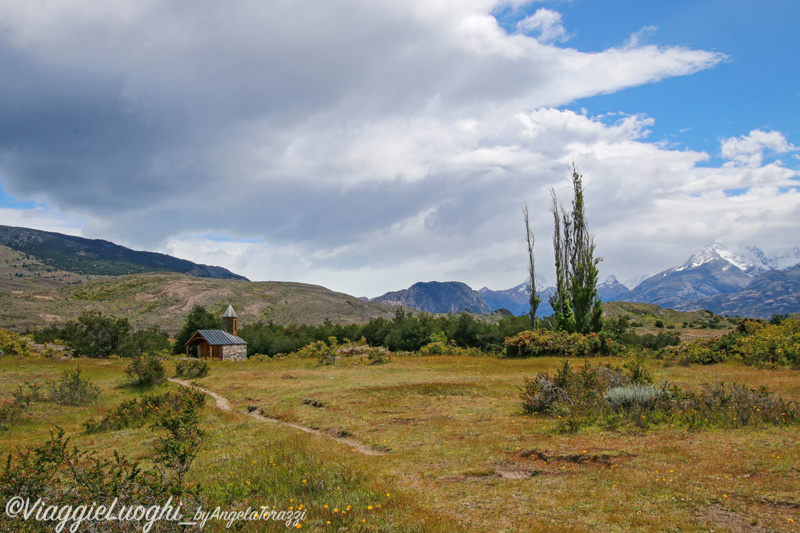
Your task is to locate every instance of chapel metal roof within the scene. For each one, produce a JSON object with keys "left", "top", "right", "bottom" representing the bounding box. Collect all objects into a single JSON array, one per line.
[
  {"left": 192, "top": 329, "right": 247, "bottom": 346},
  {"left": 222, "top": 304, "right": 238, "bottom": 318}
]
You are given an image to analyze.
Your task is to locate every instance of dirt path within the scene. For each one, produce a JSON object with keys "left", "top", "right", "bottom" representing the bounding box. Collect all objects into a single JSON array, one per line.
[{"left": 169, "top": 378, "right": 388, "bottom": 456}]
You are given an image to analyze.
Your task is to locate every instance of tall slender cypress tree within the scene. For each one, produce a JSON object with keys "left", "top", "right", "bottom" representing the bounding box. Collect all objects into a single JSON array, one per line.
[{"left": 549, "top": 164, "right": 602, "bottom": 334}]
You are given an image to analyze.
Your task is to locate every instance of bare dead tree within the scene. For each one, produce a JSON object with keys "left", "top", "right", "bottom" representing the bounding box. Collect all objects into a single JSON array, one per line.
[{"left": 523, "top": 202, "right": 541, "bottom": 328}]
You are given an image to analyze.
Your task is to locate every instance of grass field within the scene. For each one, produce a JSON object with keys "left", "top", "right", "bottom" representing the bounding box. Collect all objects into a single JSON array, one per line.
[{"left": 1, "top": 354, "right": 798, "bottom": 532}]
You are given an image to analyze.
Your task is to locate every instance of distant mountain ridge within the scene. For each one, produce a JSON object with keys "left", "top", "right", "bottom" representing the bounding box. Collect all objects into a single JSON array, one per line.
[
  {"left": 6, "top": 225, "right": 797, "bottom": 320},
  {"left": 371, "top": 281, "right": 491, "bottom": 314},
  {"left": 0, "top": 225, "right": 247, "bottom": 280},
  {"left": 622, "top": 242, "right": 800, "bottom": 317},
  {"left": 374, "top": 243, "right": 799, "bottom": 319},
  {"left": 676, "top": 264, "right": 800, "bottom": 318}
]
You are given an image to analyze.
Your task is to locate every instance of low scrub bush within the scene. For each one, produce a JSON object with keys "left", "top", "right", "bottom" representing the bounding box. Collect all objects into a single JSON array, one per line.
[
  {"left": 520, "top": 373, "right": 573, "bottom": 415},
  {"left": 671, "top": 381, "right": 800, "bottom": 429},
  {"left": 519, "top": 359, "right": 650, "bottom": 416},
  {"left": 84, "top": 387, "right": 206, "bottom": 433},
  {"left": 0, "top": 383, "right": 42, "bottom": 431},
  {"left": 417, "top": 341, "right": 484, "bottom": 357},
  {"left": 659, "top": 317, "right": 800, "bottom": 368},
  {"left": 521, "top": 359, "right": 800, "bottom": 432},
  {"left": 49, "top": 367, "right": 100, "bottom": 406},
  {"left": 126, "top": 351, "right": 167, "bottom": 386},
  {"left": 1, "top": 394, "right": 205, "bottom": 532},
  {"left": 291, "top": 337, "right": 391, "bottom": 366},
  {"left": 504, "top": 330, "right": 621, "bottom": 358},
  {"left": 174, "top": 358, "right": 210, "bottom": 378},
  {"left": 659, "top": 338, "right": 729, "bottom": 365},
  {"left": 0, "top": 328, "right": 38, "bottom": 358},
  {"left": 733, "top": 317, "right": 800, "bottom": 368},
  {"left": 605, "top": 384, "right": 670, "bottom": 411}
]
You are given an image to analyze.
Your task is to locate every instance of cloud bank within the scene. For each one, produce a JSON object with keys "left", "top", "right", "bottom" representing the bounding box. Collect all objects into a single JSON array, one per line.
[{"left": 0, "top": 0, "right": 796, "bottom": 296}]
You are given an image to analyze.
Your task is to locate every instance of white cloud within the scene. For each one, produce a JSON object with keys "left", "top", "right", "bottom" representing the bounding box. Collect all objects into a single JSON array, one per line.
[
  {"left": 516, "top": 8, "right": 570, "bottom": 43},
  {"left": 0, "top": 207, "right": 85, "bottom": 236},
  {"left": 720, "top": 129, "right": 798, "bottom": 168},
  {"left": 624, "top": 25, "right": 658, "bottom": 49},
  {"left": 3, "top": 0, "right": 791, "bottom": 297}
]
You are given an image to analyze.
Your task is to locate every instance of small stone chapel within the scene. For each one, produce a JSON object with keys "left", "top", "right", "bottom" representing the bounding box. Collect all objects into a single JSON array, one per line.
[{"left": 184, "top": 304, "right": 248, "bottom": 361}]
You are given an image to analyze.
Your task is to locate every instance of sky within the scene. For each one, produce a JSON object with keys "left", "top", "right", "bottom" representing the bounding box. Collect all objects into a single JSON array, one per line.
[{"left": 0, "top": 0, "right": 798, "bottom": 297}]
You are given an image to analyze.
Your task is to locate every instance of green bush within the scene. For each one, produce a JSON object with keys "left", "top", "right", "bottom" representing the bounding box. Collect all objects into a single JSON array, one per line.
[
  {"left": 290, "top": 337, "right": 392, "bottom": 366},
  {"left": 659, "top": 338, "right": 728, "bottom": 365},
  {"left": 60, "top": 310, "right": 132, "bottom": 358},
  {"left": 49, "top": 367, "right": 100, "bottom": 406},
  {"left": 174, "top": 359, "right": 210, "bottom": 378},
  {"left": 733, "top": 317, "right": 800, "bottom": 368},
  {"left": 504, "top": 330, "right": 621, "bottom": 358},
  {"left": 0, "top": 328, "right": 37, "bottom": 358},
  {"left": 658, "top": 317, "right": 800, "bottom": 368},
  {"left": 126, "top": 352, "right": 167, "bottom": 386},
  {"left": 84, "top": 387, "right": 206, "bottom": 433},
  {"left": 1, "top": 397, "right": 205, "bottom": 531},
  {"left": 520, "top": 360, "right": 800, "bottom": 433},
  {"left": 0, "top": 383, "right": 42, "bottom": 431}
]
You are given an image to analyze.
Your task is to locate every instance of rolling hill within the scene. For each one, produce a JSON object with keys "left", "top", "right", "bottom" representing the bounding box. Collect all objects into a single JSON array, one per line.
[
  {"left": 0, "top": 225, "right": 246, "bottom": 279},
  {"left": 0, "top": 271, "right": 399, "bottom": 334}
]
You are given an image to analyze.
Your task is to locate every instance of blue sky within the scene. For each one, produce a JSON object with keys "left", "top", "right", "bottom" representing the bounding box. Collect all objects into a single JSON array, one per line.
[
  {"left": 505, "top": 0, "right": 800, "bottom": 162},
  {"left": 0, "top": 0, "right": 797, "bottom": 296}
]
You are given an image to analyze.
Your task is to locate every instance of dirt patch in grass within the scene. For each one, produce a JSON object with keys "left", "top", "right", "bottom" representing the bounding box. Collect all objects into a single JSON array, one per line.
[
  {"left": 705, "top": 504, "right": 771, "bottom": 533},
  {"left": 359, "top": 381, "right": 487, "bottom": 397},
  {"left": 519, "top": 448, "right": 635, "bottom": 467}
]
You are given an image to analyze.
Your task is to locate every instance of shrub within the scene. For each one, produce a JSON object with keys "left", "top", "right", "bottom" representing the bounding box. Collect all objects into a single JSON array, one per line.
[
  {"left": 659, "top": 338, "right": 727, "bottom": 365},
  {"left": 519, "top": 373, "right": 572, "bottom": 415},
  {"left": 504, "top": 330, "right": 620, "bottom": 358},
  {"left": 300, "top": 338, "right": 340, "bottom": 365},
  {"left": 672, "top": 381, "right": 800, "bottom": 429},
  {"left": 605, "top": 384, "right": 669, "bottom": 411},
  {"left": 733, "top": 317, "right": 800, "bottom": 368},
  {"left": 658, "top": 317, "right": 800, "bottom": 368},
  {"left": 126, "top": 352, "right": 167, "bottom": 386},
  {"left": 521, "top": 362, "right": 800, "bottom": 433},
  {"left": 1, "top": 400, "right": 205, "bottom": 531},
  {"left": 0, "top": 403, "right": 23, "bottom": 432},
  {"left": 0, "top": 328, "right": 37, "bottom": 358},
  {"left": 417, "top": 340, "right": 484, "bottom": 357},
  {"left": 60, "top": 310, "right": 132, "bottom": 358},
  {"left": 174, "top": 359, "right": 210, "bottom": 378},
  {"left": 84, "top": 387, "right": 206, "bottom": 433},
  {"left": 337, "top": 337, "right": 392, "bottom": 364},
  {"left": 623, "top": 358, "right": 653, "bottom": 384},
  {"left": 0, "top": 383, "right": 42, "bottom": 431},
  {"left": 49, "top": 367, "right": 100, "bottom": 406},
  {"left": 291, "top": 337, "right": 391, "bottom": 365}
]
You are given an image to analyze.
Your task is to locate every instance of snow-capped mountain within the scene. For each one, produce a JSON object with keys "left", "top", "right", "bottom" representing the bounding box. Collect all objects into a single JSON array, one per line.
[
  {"left": 675, "top": 241, "right": 777, "bottom": 276},
  {"left": 597, "top": 275, "right": 631, "bottom": 301},
  {"left": 623, "top": 242, "right": 800, "bottom": 311}
]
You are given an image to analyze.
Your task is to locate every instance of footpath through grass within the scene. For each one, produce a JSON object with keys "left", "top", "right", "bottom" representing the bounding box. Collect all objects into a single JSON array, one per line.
[{"left": 1, "top": 354, "right": 798, "bottom": 532}]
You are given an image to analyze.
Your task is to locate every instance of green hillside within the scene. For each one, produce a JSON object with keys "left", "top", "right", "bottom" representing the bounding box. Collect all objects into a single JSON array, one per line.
[
  {"left": 0, "top": 271, "right": 399, "bottom": 334},
  {"left": 0, "top": 225, "right": 246, "bottom": 279}
]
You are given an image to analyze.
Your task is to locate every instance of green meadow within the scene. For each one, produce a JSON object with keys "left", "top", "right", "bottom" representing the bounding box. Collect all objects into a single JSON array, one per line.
[{"left": 1, "top": 353, "right": 798, "bottom": 532}]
